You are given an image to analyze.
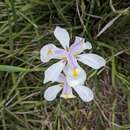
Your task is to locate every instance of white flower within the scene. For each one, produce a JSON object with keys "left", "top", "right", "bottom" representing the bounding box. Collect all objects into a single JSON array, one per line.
[
  {"left": 44, "top": 74, "right": 94, "bottom": 102},
  {"left": 40, "top": 26, "right": 106, "bottom": 86}
]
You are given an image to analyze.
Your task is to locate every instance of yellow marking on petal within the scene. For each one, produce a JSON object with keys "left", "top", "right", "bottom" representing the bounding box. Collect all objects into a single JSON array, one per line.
[
  {"left": 61, "top": 93, "right": 75, "bottom": 99},
  {"left": 47, "top": 49, "right": 53, "bottom": 55},
  {"left": 72, "top": 67, "right": 79, "bottom": 78}
]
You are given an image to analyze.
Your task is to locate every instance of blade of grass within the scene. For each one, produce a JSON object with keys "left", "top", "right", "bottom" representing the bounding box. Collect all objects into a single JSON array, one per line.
[
  {"left": 0, "top": 65, "right": 29, "bottom": 72},
  {"left": 112, "top": 49, "right": 116, "bottom": 87},
  {"left": 128, "top": 98, "right": 130, "bottom": 121}
]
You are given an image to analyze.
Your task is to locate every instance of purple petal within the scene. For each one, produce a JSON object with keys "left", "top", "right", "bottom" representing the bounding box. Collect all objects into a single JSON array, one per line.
[
  {"left": 62, "top": 83, "right": 69, "bottom": 94},
  {"left": 69, "top": 36, "right": 84, "bottom": 54},
  {"left": 54, "top": 49, "right": 66, "bottom": 59},
  {"left": 55, "top": 49, "right": 65, "bottom": 54},
  {"left": 69, "top": 36, "right": 92, "bottom": 55},
  {"left": 60, "top": 82, "right": 75, "bottom": 98},
  {"left": 66, "top": 52, "right": 78, "bottom": 69}
]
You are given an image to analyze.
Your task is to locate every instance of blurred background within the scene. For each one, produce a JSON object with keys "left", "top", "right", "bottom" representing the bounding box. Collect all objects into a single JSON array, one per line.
[{"left": 0, "top": 0, "right": 130, "bottom": 130}]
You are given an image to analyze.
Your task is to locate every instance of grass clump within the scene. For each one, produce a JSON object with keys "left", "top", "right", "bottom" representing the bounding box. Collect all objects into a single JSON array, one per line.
[{"left": 0, "top": 0, "right": 130, "bottom": 130}]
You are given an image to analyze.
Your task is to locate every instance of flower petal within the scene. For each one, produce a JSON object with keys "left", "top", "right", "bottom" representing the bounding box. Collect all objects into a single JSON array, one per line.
[
  {"left": 56, "top": 73, "right": 66, "bottom": 83},
  {"left": 44, "top": 85, "right": 62, "bottom": 101},
  {"left": 44, "top": 60, "right": 66, "bottom": 83},
  {"left": 84, "top": 41, "right": 92, "bottom": 50},
  {"left": 78, "top": 53, "right": 106, "bottom": 69},
  {"left": 60, "top": 83, "right": 75, "bottom": 99},
  {"left": 70, "top": 36, "right": 92, "bottom": 55},
  {"left": 73, "top": 36, "right": 85, "bottom": 45},
  {"left": 40, "top": 44, "right": 65, "bottom": 63},
  {"left": 54, "top": 26, "right": 70, "bottom": 49},
  {"left": 66, "top": 52, "right": 78, "bottom": 69},
  {"left": 73, "top": 85, "right": 94, "bottom": 102},
  {"left": 66, "top": 64, "right": 86, "bottom": 87}
]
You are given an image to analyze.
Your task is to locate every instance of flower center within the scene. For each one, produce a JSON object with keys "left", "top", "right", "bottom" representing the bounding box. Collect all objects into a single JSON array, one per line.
[
  {"left": 47, "top": 49, "right": 53, "bottom": 55},
  {"left": 72, "top": 67, "right": 79, "bottom": 78}
]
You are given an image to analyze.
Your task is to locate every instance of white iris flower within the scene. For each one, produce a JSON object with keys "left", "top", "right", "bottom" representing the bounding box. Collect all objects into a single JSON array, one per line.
[
  {"left": 40, "top": 26, "right": 106, "bottom": 87},
  {"left": 44, "top": 74, "right": 94, "bottom": 102}
]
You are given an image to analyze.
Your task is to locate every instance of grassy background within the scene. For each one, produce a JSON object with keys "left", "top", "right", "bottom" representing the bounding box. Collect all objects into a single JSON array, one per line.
[{"left": 0, "top": 0, "right": 130, "bottom": 130}]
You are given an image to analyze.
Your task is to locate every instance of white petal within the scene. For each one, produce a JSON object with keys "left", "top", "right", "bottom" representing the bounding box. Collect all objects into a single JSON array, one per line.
[
  {"left": 73, "top": 85, "right": 94, "bottom": 102},
  {"left": 44, "top": 85, "right": 62, "bottom": 101},
  {"left": 54, "top": 26, "right": 70, "bottom": 49},
  {"left": 63, "top": 65, "right": 68, "bottom": 75},
  {"left": 66, "top": 65, "right": 86, "bottom": 87},
  {"left": 78, "top": 53, "right": 106, "bottom": 69},
  {"left": 40, "top": 44, "right": 56, "bottom": 63},
  {"left": 84, "top": 41, "right": 92, "bottom": 50},
  {"left": 40, "top": 44, "right": 65, "bottom": 63},
  {"left": 44, "top": 60, "right": 65, "bottom": 83}
]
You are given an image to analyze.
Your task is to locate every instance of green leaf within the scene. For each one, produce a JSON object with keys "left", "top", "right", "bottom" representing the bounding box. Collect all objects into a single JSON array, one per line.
[{"left": 0, "top": 65, "right": 28, "bottom": 72}]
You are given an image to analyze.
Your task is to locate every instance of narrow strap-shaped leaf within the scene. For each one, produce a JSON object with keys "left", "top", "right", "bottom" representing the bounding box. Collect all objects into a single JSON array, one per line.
[{"left": 0, "top": 65, "right": 28, "bottom": 72}]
